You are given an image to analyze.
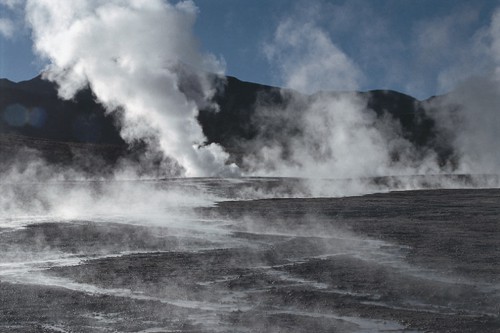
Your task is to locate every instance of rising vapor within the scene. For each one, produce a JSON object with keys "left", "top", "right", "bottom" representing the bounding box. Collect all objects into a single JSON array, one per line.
[
  {"left": 3, "top": 0, "right": 499, "bottom": 191},
  {"left": 242, "top": 5, "right": 500, "bottom": 190},
  {"left": 26, "top": 0, "right": 238, "bottom": 177},
  {"left": 251, "top": 15, "right": 442, "bottom": 183},
  {"left": 421, "top": 7, "right": 500, "bottom": 175},
  {"left": 0, "top": 3, "right": 499, "bottom": 331}
]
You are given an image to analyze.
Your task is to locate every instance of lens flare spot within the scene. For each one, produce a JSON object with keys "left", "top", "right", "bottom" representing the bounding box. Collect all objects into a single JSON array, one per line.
[
  {"left": 29, "top": 107, "right": 48, "bottom": 128},
  {"left": 3, "top": 104, "right": 29, "bottom": 127}
]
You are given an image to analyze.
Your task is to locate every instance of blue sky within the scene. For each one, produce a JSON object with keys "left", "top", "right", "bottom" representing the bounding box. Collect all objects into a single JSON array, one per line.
[{"left": 0, "top": 0, "right": 499, "bottom": 99}]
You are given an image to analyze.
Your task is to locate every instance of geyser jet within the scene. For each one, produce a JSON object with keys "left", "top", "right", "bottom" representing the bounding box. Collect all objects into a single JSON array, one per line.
[{"left": 26, "top": 0, "right": 238, "bottom": 177}]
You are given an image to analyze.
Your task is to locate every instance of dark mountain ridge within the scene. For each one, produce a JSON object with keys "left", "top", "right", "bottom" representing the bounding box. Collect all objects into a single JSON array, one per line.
[{"left": 0, "top": 74, "right": 453, "bottom": 175}]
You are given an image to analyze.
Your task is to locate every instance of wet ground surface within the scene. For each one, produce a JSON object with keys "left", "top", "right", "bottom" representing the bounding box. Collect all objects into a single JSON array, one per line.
[{"left": 0, "top": 181, "right": 499, "bottom": 332}]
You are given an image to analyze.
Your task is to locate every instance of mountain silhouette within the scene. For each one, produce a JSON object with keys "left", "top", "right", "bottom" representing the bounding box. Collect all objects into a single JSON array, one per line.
[{"left": 0, "top": 74, "right": 454, "bottom": 175}]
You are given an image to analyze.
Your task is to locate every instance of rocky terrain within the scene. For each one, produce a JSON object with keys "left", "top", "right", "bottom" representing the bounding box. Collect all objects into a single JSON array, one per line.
[{"left": 0, "top": 181, "right": 498, "bottom": 332}]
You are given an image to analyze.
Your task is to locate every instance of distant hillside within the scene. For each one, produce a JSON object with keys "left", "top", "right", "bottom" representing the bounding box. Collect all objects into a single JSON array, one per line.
[
  {"left": 200, "top": 76, "right": 452, "bottom": 167},
  {"left": 0, "top": 74, "right": 454, "bottom": 174},
  {"left": 0, "top": 75, "right": 123, "bottom": 144}
]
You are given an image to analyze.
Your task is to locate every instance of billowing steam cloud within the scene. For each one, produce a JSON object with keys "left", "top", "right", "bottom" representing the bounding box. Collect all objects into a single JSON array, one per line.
[
  {"left": 25, "top": 0, "right": 237, "bottom": 177},
  {"left": 251, "top": 16, "right": 441, "bottom": 181},
  {"left": 0, "top": 0, "right": 498, "bottom": 203},
  {"left": 422, "top": 7, "right": 500, "bottom": 175},
  {"left": 264, "top": 16, "right": 363, "bottom": 94},
  {"left": 245, "top": 6, "right": 500, "bottom": 186}
]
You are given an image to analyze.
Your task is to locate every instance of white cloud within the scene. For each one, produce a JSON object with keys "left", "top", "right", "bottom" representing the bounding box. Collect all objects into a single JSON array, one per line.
[
  {"left": 410, "top": 6, "right": 494, "bottom": 95},
  {"left": 0, "top": 0, "right": 23, "bottom": 9},
  {"left": 264, "top": 17, "right": 363, "bottom": 94},
  {"left": 0, "top": 17, "right": 14, "bottom": 38},
  {"left": 0, "top": 0, "right": 27, "bottom": 40},
  {"left": 414, "top": 9, "right": 479, "bottom": 64}
]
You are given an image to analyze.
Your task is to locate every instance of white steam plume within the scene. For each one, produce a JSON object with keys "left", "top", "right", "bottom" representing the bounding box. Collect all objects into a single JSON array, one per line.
[
  {"left": 253, "top": 15, "right": 442, "bottom": 182},
  {"left": 248, "top": 5, "right": 500, "bottom": 191},
  {"left": 25, "top": 0, "right": 238, "bottom": 177},
  {"left": 264, "top": 17, "right": 362, "bottom": 94},
  {"left": 423, "top": 7, "right": 500, "bottom": 175}
]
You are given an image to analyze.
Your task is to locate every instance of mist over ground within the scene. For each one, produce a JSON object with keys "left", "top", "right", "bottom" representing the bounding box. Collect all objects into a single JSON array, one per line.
[
  {"left": 0, "top": 0, "right": 499, "bottom": 186},
  {"left": 0, "top": 1, "right": 499, "bottom": 332}
]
